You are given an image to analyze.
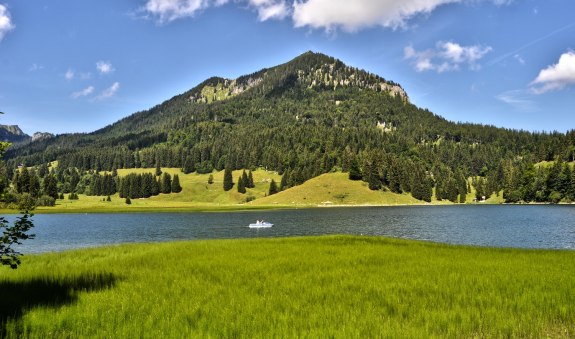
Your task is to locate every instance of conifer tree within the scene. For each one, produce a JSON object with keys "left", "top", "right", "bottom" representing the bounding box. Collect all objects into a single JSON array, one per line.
[
  {"left": 237, "top": 175, "right": 246, "bottom": 194},
  {"left": 223, "top": 167, "right": 233, "bottom": 191},
  {"left": 208, "top": 174, "right": 214, "bottom": 185},
  {"left": 348, "top": 158, "right": 362, "bottom": 181},
  {"left": 268, "top": 179, "right": 278, "bottom": 196},
  {"left": 241, "top": 170, "right": 249, "bottom": 189},
  {"left": 155, "top": 162, "right": 162, "bottom": 177},
  {"left": 248, "top": 170, "right": 255, "bottom": 188},
  {"left": 161, "top": 172, "right": 172, "bottom": 194},
  {"left": 171, "top": 174, "right": 182, "bottom": 193},
  {"left": 280, "top": 171, "right": 289, "bottom": 191}
]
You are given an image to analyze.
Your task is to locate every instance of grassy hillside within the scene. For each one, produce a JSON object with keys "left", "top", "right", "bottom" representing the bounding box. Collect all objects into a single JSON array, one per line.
[
  {"left": 15, "top": 169, "right": 498, "bottom": 213},
  {"left": 2, "top": 236, "right": 574, "bottom": 338},
  {"left": 251, "top": 172, "right": 421, "bottom": 207}
]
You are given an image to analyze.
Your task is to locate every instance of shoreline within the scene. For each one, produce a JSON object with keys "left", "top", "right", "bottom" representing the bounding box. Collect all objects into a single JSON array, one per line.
[{"left": 4, "top": 200, "right": 568, "bottom": 215}]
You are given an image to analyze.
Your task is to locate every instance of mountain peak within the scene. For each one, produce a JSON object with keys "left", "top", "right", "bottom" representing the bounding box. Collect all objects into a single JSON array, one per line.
[{"left": 185, "top": 52, "right": 408, "bottom": 105}]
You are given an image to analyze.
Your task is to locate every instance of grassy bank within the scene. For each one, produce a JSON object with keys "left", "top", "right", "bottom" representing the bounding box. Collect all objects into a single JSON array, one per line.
[{"left": 1, "top": 236, "right": 574, "bottom": 338}]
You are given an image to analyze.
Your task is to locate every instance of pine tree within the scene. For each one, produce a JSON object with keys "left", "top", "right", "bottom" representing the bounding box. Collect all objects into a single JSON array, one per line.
[
  {"left": 241, "top": 170, "right": 249, "bottom": 189},
  {"left": 155, "top": 162, "right": 162, "bottom": 177},
  {"left": 223, "top": 167, "right": 234, "bottom": 191},
  {"left": 171, "top": 174, "right": 182, "bottom": 193},
  {"left": 125, "top": 196, "right": 131, "bottom": 205},
  {"left": 237, "top": 175, "right": 246, "bottom": 194},
  {"left": 268, "top": 179, "right": 278, "bottom": 196},
  {"left": 182, "top": 156, "right": 194, "bottom": 174},
  {"left": 280, "top": 171, "right": 289, "bottom": 191},
  {"left": 208, "top": 174, "right": 214, "bottom": 185},
  {"left": 161, "top": 172, "right": 172, "bottom": 194},
  {"left": 348, "top": 157, "right": 362, "bottom": 180},
  {"left": 248, "top": 170, "right": 255, "bottom": 188}
]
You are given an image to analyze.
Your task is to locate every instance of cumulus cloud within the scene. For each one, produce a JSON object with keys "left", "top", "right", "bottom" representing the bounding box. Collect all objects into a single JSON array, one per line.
[
  {"left": 97, "top": 82, "right": 120, "bottom": 100},
  {"left": 530, "top": 51, "right": 575, "bottom": 94},
  {"left": 291, "top": 0, "right": 511, "bottom": 31},
  {"left": 405, "top": 41, "right": 492, "bottom": 73},
  {"left": 292, "top": 0, "right": 462, "bottom": 32},
  {"left": 96, "top": 61, "right": 115, "bottom": 74},
  {"left": 249, "top": 0, "right": 289, "bottom": 21},
  {"left": 0, "top": 4, "right": 15, "bottom": 41},
  {"left": 71, "top": 86, "right": 95, "bottom": 99},
  {"left": 141, "top": 0, "right": 510, "bottom": 29}
]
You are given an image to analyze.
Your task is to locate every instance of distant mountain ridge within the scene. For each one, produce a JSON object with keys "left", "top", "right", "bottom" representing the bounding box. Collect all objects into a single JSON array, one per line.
[{"left": 0, "top": 124, "right": 54, "bottom": 145}]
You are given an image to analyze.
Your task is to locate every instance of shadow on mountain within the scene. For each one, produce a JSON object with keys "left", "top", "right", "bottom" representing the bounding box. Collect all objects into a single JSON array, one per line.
[{"left": 0, "top": 272, "right": 117, "bottom": 337}]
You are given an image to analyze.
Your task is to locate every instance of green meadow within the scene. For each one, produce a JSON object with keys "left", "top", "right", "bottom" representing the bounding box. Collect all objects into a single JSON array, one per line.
[
  {"left": 0, "top": 168, "right": 501, "bottom": 214},
  {"left": 1, "top": 235, "right": 574, "bottom": 338}
]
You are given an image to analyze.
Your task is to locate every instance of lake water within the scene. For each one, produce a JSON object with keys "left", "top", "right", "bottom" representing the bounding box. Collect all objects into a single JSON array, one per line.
[{"left": 11, "top": 205, "right": 575, "bottom": 253}]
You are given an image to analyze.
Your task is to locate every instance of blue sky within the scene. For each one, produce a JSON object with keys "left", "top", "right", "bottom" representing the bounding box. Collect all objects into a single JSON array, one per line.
[{"left": 0, "top": 0, "right": 574, "bottom": 135}]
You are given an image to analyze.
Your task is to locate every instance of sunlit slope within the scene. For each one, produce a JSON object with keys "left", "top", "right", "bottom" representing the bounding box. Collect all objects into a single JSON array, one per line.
[
  {"left": 250, "top": 172, "right": 421, "bottom": 207},
  {"left": 32, "top": 170, "right": 428, "bottom": 212}
]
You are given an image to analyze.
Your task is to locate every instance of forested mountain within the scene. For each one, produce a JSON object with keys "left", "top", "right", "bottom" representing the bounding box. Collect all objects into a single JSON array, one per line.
[{"left": 5, "top": 51, "right": 575, "bottom": 204}]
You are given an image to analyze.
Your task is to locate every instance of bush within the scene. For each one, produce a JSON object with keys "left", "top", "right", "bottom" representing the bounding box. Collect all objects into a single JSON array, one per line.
[
  {"left": 36, "top": 195, "right": 55, "bottom": 207},
  {"left": 18, "top": 193, "right": 37, "bottom": 210}
]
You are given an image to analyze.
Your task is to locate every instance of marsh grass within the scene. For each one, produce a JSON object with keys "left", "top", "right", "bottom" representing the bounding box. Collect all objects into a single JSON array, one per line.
[{"left": 1, "top": 236, "right": 574, "bottom": 338}]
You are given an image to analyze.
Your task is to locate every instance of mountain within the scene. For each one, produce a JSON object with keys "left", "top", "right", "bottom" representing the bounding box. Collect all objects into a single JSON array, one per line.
[
  {"left": 5, "top": 51, "right": 575, "bottom": 203},
  {"left": 0, "top": 125, "right": 54, "bottom": 147},
  {"left": 0, "top": 125, "right": 30, "bottom": 143}
]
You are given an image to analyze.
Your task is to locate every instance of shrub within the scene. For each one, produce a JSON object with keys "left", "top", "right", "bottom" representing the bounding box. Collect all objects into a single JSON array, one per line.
[{"left": 36, "top": 195, "right": 55, "bottom": 207}]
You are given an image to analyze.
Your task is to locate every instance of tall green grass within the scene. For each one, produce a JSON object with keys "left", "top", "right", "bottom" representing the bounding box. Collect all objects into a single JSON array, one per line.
[{"left": 1, "top": 236, "right": 574, "bottom": 338}]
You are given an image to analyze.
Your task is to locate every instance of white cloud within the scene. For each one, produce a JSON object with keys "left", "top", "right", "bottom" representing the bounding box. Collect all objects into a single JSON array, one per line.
[
  {"left": 140, "top": 0, "right": 510, "bottom": 29},
  {"left": 29, "top": 63, "right": 44, "bottom": 72},
  {"left": 143, "top": 0, "right": 225, "bottom": 23},
  {"left": 65, "top": 69, "right": 75, "bottom": 80},
  {"left": 530, "top": 51, "right": 575, "bottom": 94},
  {"left": 292, "top": 0, "right": 510, "bottom": 32},
  {"left": 496, "top": 89, "right": 537, "bottom": 112},
  {"left": 71, "top": 86, "right": 95, "bottom": 99},
  {"left": 0, "top": 4, "right": 15, "bottom": 41},
  {"left": 249, "top": 0, "right": 288, "bottom": 21},
  {"left": 405, "top": 41, "right": 492, "bottom": 73},
  {"left": 97, "top": 82, "right": 120, "bottom": 100},
  {"left": 96, "top": 61, "right": 114, "bottom": 74},
  {"left": 293, "top": 0, "right": 460, "bottom": 32},
  {"left": 513, "top": 54, "right": 525, "bottom": 65}
]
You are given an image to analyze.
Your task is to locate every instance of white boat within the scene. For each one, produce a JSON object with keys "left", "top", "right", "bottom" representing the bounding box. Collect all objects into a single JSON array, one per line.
[{"left": 249, "top": 220, "right": 273, "bottom": 228}]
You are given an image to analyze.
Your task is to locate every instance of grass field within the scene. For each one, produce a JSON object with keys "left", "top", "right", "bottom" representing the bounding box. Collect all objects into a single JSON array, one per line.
[{"left": 1, "top": 236, "right": 574, "bottom": 338}]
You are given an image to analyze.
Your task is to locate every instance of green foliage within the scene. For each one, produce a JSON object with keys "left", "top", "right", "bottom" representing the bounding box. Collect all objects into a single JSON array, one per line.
[
  {"left": 223, "top": 167, "right": 233, "bottom": 191},
  {"left": 207, "top": 174, "right": 214, "bottom": 185},
  {"left": 171, "top": 174, "right": 182, "bottom": 193},
  {"left": 125, "top": 197, "right": 131, "bottom": 205},
  {"left": 268, "top": 179, "right": 278, "bottom": 196},
  {"left": 2, "top": 236, "right": 575, "bottom": 336},
  {"left": 237, "top": 175, "right": 246, "bottom": 194},
  {"left": 0, "top": 212, "right": 34, "bottom": 269}
]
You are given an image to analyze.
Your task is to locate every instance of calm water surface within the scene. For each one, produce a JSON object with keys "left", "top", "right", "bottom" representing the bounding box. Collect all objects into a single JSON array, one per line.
[{"left": 13, "top": 205, "right": 575, "bottom": 253}]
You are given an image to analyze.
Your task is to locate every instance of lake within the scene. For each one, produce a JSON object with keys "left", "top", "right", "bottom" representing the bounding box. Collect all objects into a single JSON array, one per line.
[{"left": 12, "top": 205, "right": 575, "bottom": 253}]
